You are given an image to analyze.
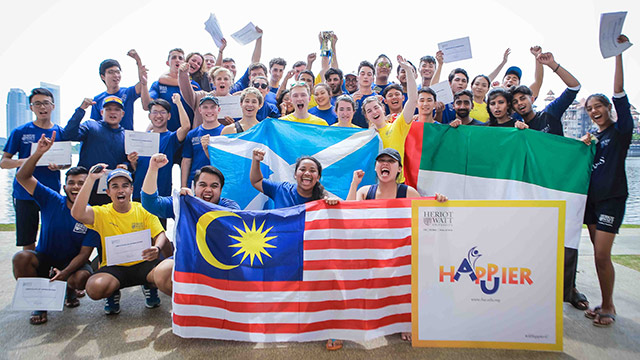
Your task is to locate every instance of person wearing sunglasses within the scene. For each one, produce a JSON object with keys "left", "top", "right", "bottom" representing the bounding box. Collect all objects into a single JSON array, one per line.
[
  {"left": 373, "top": 54, "right": 393, "bottom": 94},
  {"left": 250, "top": 76, "right": 281, "bottom": 121}
]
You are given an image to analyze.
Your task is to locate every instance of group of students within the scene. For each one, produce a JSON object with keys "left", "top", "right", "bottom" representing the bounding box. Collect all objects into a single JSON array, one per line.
[{"left": 1, "top": 27, "right": 632, "bottom": 348}]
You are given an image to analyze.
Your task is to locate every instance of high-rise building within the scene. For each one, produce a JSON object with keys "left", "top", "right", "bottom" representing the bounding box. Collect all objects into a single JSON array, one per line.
[
  {"left": 40, "top": 82, "right": 61, "bottom": 126},
  {"left": 6, "top": 88, "right": 31, "bottom": 136}
]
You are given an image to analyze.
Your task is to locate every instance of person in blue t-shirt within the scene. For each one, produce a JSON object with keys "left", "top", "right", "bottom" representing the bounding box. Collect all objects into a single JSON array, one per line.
[
  {"left": 13, "top": 133, "right": 99, "bottom": 325},
  {"left": 250, "top": 76, "right": 281, "bottom": 121},
  {"left": 352, "top": 61, "right": 376, "bottom": 128},
  {"left": 372, "top": 54, "right": 393, "bottom": 95},
  {"left": 131, "top": 95, "right": 190, "bottom": 210},
  {"left": 309, "top": 83, "right": 337, "bottom": 125},
  {"left": 181, "top": 95, "right": 225, "bottom": 188},
  {"left": 2, "top": 88, "right": 64, "bottom": 250},
  {"left": 436, "top": 68, "right": 469, "bottom": 124},
  {"left": 324, "top": 68, "right": 346, "bottom": 105},
  {"left": 62, "top": 95, "right": 131, "bottom": 205},
  {"left": 216, "top": 27, "right": 263, "bottom": 94},
  {"left": 267, "top": 57, "right": 287, "bottom": 104},
  {"left": 141, "top": 153, "right": 240, "bottom": 295},
  {"left": 148, "top": 48, "right": 195, "bottom": 132},
  {"left": 581, "top": 36, "right": 632, "bottom": 328},
  {"left": 250, "top": 148, "right": 337, "bottom": 208},
  {"left": 91, "top": 50, "right": 151, "bottom": 131}
]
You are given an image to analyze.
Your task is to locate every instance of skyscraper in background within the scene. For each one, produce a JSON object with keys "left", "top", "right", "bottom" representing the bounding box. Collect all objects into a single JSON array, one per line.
[
  {"left": 40, "top": 82, "right": 60, "bottom": 126},
  {"left": 6, "top": 88, "right": 31, "bottom": 136}
]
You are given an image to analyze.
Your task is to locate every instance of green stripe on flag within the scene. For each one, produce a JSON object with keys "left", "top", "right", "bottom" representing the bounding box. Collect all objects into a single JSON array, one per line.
[{"left": 419, "top": 124, "right": 595, "bottom": 195}]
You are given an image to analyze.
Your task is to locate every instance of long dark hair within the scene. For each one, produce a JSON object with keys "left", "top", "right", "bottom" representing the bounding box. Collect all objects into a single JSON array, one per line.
[
  {"left": 294, "top": 156, "right": 325, "bottom": 201},
  {"left": 486, "top": 88, "right": 512, "bottom": 126}
]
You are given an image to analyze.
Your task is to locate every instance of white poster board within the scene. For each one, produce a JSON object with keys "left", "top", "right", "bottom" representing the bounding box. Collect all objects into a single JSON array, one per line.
[{"left": 411, "top": 200, "right": 564, "bottom": 351}]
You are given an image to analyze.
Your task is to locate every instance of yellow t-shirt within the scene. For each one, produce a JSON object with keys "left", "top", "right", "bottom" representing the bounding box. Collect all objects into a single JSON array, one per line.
[
  {"left": 279, "top": 113, "right": 329, "bottom": 126},
  {"left": 470, "top": 101, "right": 489, "bottom": 123},
  {"left": 309, "top": 95, "right": 318, "bottom": 109},
  {"left": 86, "top": 202, "right": 164, "bottom": 267},
  {"left": 376, "top": 113, "right": 411, "bottom": 183}
]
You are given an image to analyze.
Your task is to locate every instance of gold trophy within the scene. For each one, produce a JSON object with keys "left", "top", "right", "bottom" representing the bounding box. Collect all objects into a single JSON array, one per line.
[{"left": 320, "top": 31, "right": 334, "bottom": 56}]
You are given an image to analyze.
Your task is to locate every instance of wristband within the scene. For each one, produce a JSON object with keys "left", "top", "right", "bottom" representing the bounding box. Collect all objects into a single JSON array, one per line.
[{"left": 553, "top": 63, "right": 561, "bottom": 73}]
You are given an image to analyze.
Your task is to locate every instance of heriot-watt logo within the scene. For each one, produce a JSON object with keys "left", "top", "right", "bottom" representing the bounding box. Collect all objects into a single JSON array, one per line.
[
  {"left": 73, "top": 223, "right": 88, "bottom": 234},
  {"left": 598, "top": 214, "right": 615, "bottom": 227},
  {"left": 423, "top": 210, "right": 453, "bottom": 226},
  {"left": 131, "top": 222, "right": 145, "bottom": 230},
  {"left": 439, "top": 246, "right": 533, "bottom": 295}
]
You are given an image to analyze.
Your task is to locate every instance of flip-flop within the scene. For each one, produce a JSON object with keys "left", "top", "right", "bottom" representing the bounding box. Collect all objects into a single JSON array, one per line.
[
  {"left": 585, "top": 306, "right": 601, "bottom": 320},
  {"left": 326, "top": 339, "right": 342, "bottom": 351},
  {"left": 570, "top": 290, "right": 589, "bottom": 310},
  {"left": 65, "top": 287, "right": 80, "bottom": 308},
  {"left": 30, "top": 311, "right": 47, "bottom": 325},
  {"left": 593, "top": 313, "right": 616, "bottom": 327}
]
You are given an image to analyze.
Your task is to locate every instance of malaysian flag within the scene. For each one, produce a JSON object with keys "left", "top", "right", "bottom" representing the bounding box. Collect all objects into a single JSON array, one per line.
[{"left": 172, "top": 195, "right": 423, "bottom": 342}]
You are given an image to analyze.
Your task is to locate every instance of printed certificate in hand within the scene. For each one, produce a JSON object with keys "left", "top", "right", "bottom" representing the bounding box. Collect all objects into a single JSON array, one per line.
[
  {"left": 96, "top": 170, "right": 112, "bottom": 195},
  {"left": 438, "top": 36, "right": 472, "bottom": 63},
  {"left": 125, "top": 130, "right": 159, "bottom": 157},
  {"left": 12, "top": 278, "right": 66, "bottom": 311},
  {"left": 429, "top": 81, "right": 454, "bottom": 105},
  {"left": 105, "top": 229, "right": 151, "bottom": 266},
  {"left": 204, "top": 13, "right": 224, "bottom": 48},
  {"left": 217, "top": 96, "right": 243, "bottom": 119},
  {"left": 599, "top": 12, "right": 633, "bottom": 58},
  {"left": 231, "top": 22, "right": 262, "bottom": 45},
  {"left": 30, "top": 141, "right": 72, "bottom": 167}
]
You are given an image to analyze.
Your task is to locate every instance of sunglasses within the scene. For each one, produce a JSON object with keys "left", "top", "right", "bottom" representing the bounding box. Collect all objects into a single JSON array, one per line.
[{"left": 252, "top": 83, "right": 268, "bottom": 89}]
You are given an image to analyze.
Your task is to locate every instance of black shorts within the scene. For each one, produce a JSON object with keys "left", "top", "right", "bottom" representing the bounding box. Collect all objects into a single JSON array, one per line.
[
  {"left": 95, "top": 259, "right": 160, "bottom": 289},
  {"left": 13, "top": 198, "right": 40, "bottom": 247},
  {"left": 584, "top": 196, "right": 626, "bottom": 234},
  {"left": 33, "top": 251, "right": 93, "bottom": 278}
]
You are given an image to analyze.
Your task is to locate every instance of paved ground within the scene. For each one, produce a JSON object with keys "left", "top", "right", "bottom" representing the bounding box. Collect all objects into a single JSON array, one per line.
[{"left": 0, "top": 228, "right": 639, "bottom": 360}]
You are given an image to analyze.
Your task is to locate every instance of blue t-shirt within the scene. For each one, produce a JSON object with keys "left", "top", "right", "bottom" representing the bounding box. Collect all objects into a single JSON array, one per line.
[
  {"left": 132, "top": 131, "right": 182, "bottom": 200},
  {"left": 229, "top": 68, "right": 251, "bottom": 94},
  {"left": 262, "top": 179, "right": 312, "bottom": 208},
  {"left": 309, "top": 106, "right": 337, "bottom": 125},
  {"left": 141, "top": 191, "right": 240, "bottom": 219},
  {"left": 149, "top": 81, "right": 196, "bottom": 132},
  {"left": 183, "top": 124, "right": 225, "bottom": 186},
  {"left": 265, "top": 91, "right": 277, "bottom": 105},
  {"left": 33, "top": 182, "right": 100, "bottom": 265},
  {"left": 90, "top": 86, "right": 140, "bottom": 130},
  {"left": 257, "top": 102, "right": 281, "bottom": 122},
  {"left": 353, "top": 93, "right": 377, "bottom": 128},
  {"left": 3, "top": 122, "right": 63, "bottom": 200},
  {"left": 62, "top": 108, "right": 127, "bottom": 170}
]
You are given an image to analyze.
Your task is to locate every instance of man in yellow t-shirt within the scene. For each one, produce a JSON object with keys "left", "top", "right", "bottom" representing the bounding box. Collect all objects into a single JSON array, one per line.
[
  {"left": 362, "top": 55, "right": 417, "bottom": 183},
  {"left": 71, "top": 166, "right": 169, "bottom": 315},
  {"left": 279, "top": 82, "right": 329, "bottom": 126}
]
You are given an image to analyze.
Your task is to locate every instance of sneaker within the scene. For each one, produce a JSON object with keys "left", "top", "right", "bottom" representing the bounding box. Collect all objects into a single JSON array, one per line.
[
  {"left": 104, "top": 290, "right": 121, "bottom": 315},
  {"left": 142, "top": 285, "right": 160, "bottom": 309}
]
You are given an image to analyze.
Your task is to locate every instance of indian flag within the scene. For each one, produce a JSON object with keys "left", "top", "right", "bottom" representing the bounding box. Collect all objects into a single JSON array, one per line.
[{"left": 404, "top": 123, "right": 595, "bottom": 249}]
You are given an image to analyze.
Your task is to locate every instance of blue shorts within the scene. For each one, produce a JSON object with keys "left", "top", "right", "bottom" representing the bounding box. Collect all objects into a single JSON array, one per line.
[{"left": 584, "top": 196, "right": 626, "bottom": 234}]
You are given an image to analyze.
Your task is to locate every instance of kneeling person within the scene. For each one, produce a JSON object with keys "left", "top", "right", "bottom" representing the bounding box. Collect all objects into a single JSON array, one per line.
[
  {"left": 13, "top": 132, "right": 98, "bottom": 325},
  {"left": 71, "top": 166, "right": 168, "bottom": 315}
]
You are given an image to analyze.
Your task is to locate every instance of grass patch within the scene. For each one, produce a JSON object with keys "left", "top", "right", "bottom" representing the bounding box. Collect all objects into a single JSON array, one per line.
[
  {"left": 0, "top": 223, "right": 16, "bottom": 231},
  {"left": 612, "top": 255, "right": 640, "bottom": 272}
]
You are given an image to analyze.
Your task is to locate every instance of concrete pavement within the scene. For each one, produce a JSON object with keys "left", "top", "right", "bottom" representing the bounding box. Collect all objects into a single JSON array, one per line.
[{"left": 0, "top": 228, "right": 639, "bottom": 360}]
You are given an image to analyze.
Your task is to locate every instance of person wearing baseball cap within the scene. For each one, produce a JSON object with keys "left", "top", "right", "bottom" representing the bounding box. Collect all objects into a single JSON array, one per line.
[{"left": 71, "top": 163, "right": 168, "bottom": 315}]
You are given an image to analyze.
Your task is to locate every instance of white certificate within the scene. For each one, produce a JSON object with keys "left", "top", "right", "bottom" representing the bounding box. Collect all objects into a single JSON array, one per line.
[
  {"left": 438, "top": 36, "right": 472, "bottom": 63},
  {"left": 599, "top": 12, "right": 633, "bottom": 58},
  {"left": 96, "top": 170, "right": 112, "bottom": 195},
  {"left": 429, "top": 81, "right": 454, "bottom": 105},
  {"left": 105, "top": 229, "right": 151, "bottom": 266},
  {"left": 125, "top": 130, "right": 159, "bottom": 157},
  {"left": 30, "top": 141, "right": 72, "bottom": 167},
  {"left": 217, "top": 96, "right": 243, "bottom": 119},
  {"left": 231, "top": 22, "right": 262, "bottom": 45},
  {"left": 12, "top": 278, "right": 66, "bottom": 311},
  {"left": 204, "top": 13, "right": 224, "bottom": 48}
]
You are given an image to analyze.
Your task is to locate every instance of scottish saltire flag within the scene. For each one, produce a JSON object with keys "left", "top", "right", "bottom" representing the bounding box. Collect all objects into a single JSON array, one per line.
[
  {"left": 172, "top": 194, "right": 418, "bottom": 342},
  {"left": 404, "top": 123, "right": 595, "bottom": 249},
  {"left": 207, "top": 118, "right": 381, "bottom": 209}
]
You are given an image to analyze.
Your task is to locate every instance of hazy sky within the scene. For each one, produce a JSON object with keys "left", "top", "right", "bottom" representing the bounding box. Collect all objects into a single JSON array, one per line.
[{"left": 0, "top": 0, "right": 637, "bottom": 137}]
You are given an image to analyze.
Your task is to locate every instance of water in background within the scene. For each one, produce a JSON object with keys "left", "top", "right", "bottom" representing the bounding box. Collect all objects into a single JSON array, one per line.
[{"left": 3, "top": 155, "right": 640, "bottom": 224}]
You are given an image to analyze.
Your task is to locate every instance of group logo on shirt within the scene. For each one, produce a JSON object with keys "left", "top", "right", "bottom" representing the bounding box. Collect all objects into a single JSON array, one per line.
[
  {"left": 21, "top": 134, "right": 37, "bottom": 145},
  {"left": 131, "top": 222, "right": 145, "bottom": 231},
  {"left": 438, "top": 246, "right": 534, "bottom": 295},
  {"left": 73, "top": 222, "right": 89, "bottom": 234}
]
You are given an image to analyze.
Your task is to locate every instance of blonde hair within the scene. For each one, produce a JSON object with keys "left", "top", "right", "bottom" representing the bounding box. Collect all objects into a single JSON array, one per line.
[{"left": 211, "top": 67, "right": 232, "bottom": 80}]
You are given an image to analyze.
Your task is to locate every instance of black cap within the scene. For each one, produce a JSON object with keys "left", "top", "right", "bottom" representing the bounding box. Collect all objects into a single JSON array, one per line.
[{"left": 376, "top": 148, "right": 402, "bottom": 166}]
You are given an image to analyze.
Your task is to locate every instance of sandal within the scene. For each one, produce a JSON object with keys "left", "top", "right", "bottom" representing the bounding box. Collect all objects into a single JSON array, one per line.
[
  {"left": 30, "top": 311, "right": 47, "bottom": 325},
  {"left": 65, "top": 287, "right": 80, "bottom": 308},
  {"left": 585, "top": 306, "right": 601, "bottom": 320},
  {"left": 593, "top": 313, "right": 616, "bottom": 327},
  {"left": 326, "top": 339, "right": 342, "bottom": 351},
  {"left": 570, "top": 289, "right": 589, "bottom": 311}
]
